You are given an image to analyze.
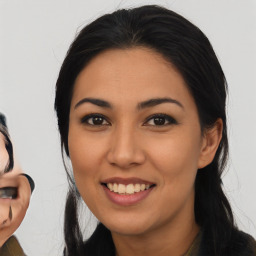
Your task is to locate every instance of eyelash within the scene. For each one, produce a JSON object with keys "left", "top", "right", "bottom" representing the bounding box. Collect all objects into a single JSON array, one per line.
[
  {"left": 81, "top": 113, "right": 178, "bottom": 127},
  {"left": 144, "top": 113, "right": 177, "bottom": 126},
  {"left": 81, "top": 114, "right": 110, "bottom": 126}
]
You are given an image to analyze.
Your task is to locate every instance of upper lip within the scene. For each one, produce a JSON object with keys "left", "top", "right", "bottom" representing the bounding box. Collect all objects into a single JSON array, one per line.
[{"left": 101, "top": 177, "right": 155, "bottom": 185}]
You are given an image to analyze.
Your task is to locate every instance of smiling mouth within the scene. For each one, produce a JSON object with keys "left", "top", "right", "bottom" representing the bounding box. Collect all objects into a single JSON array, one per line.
[{"left": 102, "top": 183, "right": 156, "bottom": 195}]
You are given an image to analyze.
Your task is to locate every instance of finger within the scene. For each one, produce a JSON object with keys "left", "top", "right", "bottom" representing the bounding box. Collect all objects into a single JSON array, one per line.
[
  {"left": 0, "top": 199, "right": 11, "bottom": 227},
  {"left": 17, "top": 175, "right": 31, "bottom": 206},
  {"left": 0, "top": 200, "right": 12, "bottom": 245},
  {"left": 20, "top": 173, "right": 35, "bottom": 194},
  {"left": 0, "top": 174, "right": 31, "bottom": 246},
  {"left": 9, "top": 175, "right": 31, "bottom": 225}
]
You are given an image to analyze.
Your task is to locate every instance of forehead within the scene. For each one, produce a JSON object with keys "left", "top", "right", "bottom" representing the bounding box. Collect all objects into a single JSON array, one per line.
[{"left": 71, "top": 47, "right": 194, "bottom": 109}]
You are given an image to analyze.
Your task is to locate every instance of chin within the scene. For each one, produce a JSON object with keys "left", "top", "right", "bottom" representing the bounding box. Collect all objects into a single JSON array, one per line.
[{"left": 102, "top": 217, "right": 153, "bottom": 237}]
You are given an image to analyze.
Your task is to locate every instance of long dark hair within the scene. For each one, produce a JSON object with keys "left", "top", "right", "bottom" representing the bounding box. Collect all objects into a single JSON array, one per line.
[
  {"left": 55, "top": 5, "right": 235, "bottom": 256},
  {"left": 0, "top": 113, "right": 14, "bottom": 173}
]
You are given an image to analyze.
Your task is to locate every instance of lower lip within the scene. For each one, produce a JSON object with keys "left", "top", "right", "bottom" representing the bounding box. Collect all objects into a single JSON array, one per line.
[{"left": 102, "top": 185, "right": 155, "bottom": 206}]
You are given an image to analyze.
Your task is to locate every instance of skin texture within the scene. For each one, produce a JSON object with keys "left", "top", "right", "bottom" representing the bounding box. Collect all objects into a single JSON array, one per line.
[
  {"left": 68, "top": 47, "right": 222, "bottom": 256},
  {"left": 0, "top": 133, "right": 31, "bottom": 247}
]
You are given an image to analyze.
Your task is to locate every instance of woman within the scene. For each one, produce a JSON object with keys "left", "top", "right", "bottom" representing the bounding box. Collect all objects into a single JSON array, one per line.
[{"left": 55, "top": 5, "right": 256, "bottom": 256}]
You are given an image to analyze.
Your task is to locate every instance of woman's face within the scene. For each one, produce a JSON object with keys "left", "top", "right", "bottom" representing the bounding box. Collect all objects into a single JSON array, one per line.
[{"left": 68, "top": 47, "right": 208, "bottom": 236}]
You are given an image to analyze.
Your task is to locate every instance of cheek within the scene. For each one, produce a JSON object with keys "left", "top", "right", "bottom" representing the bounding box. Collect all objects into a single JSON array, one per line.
[
  {"left": 147, "top": 135, "right": 200, "bottom": 217},
  {"left": 68, "top": 130, "right": 107, "bottom": 200},
  {"left": 68, "top": 133, "right": 101, "bottom": 213},
  {"left": 68, "top": 128, "right": 104, "bottom": 169},
  {"left": 147, "top": 131, "right": 201, "bottom": 189}
]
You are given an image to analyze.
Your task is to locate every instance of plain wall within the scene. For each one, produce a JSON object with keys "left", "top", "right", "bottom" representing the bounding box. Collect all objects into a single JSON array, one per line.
[{"left": 0, "top": 0, "right": 255, "bottom": 255}]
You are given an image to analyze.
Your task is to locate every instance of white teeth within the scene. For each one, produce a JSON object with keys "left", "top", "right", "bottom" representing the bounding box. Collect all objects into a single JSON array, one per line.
[
  {"left": 106, "top": 183, "right": 152, "bottom": 194},
  {"left": 134, "top": 184, "right": 140, "bottom": 192},
  {"left": 113, "top": 183, "right": 118, "bottom": 192},
  {"left": 107, "top": 183, "right": 113, "bottom": 191},
  {"left": 126, "top": 184, "right": 134, "bottom": 194},
  {"left": 118, "top": 184, "right": 126, "bottom": 194}
]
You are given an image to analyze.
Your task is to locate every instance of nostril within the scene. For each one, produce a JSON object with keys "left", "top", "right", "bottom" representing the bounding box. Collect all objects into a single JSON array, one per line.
[{"left": 106, "top": 143, "right": 146, "bottom": 168}]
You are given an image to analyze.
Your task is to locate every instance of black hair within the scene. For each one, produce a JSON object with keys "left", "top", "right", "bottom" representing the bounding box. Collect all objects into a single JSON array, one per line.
[
  {"left": 55, "top": 5, "right": 239, "bottom": 256},
  {"left": 0, "top": 113, "right": 14, "bottom": 173}
]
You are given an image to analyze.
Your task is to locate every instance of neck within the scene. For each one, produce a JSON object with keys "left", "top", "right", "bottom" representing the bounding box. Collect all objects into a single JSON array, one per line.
[{"left": 112, "top": 209, "right": 200, "bottom": 256}]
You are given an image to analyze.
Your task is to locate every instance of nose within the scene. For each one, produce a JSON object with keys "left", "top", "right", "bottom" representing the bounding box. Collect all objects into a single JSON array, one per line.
[{"left": 106, "top": 125, "right": 146, "bottom": 169}]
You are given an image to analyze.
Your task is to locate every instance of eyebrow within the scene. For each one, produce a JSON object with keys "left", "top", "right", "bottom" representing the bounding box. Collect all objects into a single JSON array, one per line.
[
  {"left": 138, "top": 98, "right": 184, "bottom": 110},
  {"left": 75, "top": 98, "right": 112, "bottom": 109},
  {"left": 74, "top": 97, "right": 184, "bottom": 110}
]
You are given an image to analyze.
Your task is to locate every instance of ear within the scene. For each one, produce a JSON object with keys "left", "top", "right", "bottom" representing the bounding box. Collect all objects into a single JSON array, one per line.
[{"left": 197, "top": 118, "right": 223, "bottom": 169}]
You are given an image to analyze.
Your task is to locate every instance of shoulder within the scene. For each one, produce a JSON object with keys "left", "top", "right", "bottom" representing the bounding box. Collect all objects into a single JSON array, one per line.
[
  {"left": 199, "top": 227, "right": 256, "bottom": 256},
  {"left": 83, "top": 223, "right": 115, "bottom": 256},
  {"left": 227, "top": 229, "right": 256, "bottom": 256}
]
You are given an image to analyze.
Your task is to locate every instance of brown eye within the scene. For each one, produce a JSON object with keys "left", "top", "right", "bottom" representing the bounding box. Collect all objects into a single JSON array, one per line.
[
  {"left": 144, "top": 114, "right": 177, "bottom": 126},
  {"left": 152, "top": 117, "right": 166, "bottom": 125},
  {"left": 81, "top": 114, "right": 110, "bottom": 126},
  {"left": 89, "top": 116, "right": 104, "bottom": 125}
]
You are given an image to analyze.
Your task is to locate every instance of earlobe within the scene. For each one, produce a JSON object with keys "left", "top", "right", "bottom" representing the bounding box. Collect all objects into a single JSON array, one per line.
[{"left": 198, "top": 118, "right": 223, "bottom": 169}]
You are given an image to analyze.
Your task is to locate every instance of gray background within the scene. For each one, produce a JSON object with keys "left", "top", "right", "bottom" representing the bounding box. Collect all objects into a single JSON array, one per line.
[{"left": 0, "top": 0, "right": 255, "bottom": 255}]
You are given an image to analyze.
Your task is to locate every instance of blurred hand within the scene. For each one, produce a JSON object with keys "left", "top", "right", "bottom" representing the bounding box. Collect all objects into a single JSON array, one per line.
[{"left": 0, "top": 113, "right": 33, "bottom": 248}]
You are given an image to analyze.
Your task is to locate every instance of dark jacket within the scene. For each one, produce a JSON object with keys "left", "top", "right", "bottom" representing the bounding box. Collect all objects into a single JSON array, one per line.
[
  {"left": 2, "top": 225, "right": 254, "bottom": 256},
  {"left": 190, "top": 228, "right": 256, "bottom": 256},
  {"left": 0, "top": 236, "right": 26, "bottom": 256},
  {"left": 84, "top": 223, "right": 256, "bottom": 256}
]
